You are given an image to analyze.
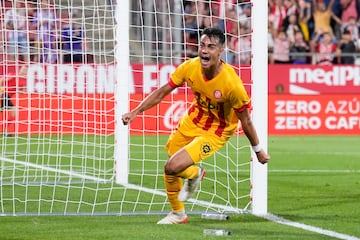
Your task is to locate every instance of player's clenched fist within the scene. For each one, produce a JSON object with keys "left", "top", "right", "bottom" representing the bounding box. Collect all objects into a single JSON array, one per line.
[
  {"left": 256, "top": 150, "right": 270, "bottom": 165},
  {"left": 122, "top": 112, "right": 136, "bottom": 125}
]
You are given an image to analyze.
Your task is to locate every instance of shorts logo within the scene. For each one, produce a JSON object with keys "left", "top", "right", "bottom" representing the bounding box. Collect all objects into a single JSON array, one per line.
[{"left": 201, "top": 143, "right": 212, "bottom": 155}]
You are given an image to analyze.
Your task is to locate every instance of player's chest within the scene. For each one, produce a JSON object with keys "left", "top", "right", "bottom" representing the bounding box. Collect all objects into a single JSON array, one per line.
[{"left": 186, "top": 76, "right": 226, "bottom": 103}]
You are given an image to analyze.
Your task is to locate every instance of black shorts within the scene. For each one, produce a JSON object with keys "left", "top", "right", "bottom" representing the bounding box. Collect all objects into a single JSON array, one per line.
[{"left": 0, "top": 93, "right": 14, "bottom": 111}]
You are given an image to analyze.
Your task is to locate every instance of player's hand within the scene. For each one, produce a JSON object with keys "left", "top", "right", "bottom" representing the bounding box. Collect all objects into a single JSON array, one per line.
[
  {"left": 121, "top": 112, "right": 136, "bottom": 125},
  {"left": 256, "top": 149, "right": 270, "bottom": 164}
]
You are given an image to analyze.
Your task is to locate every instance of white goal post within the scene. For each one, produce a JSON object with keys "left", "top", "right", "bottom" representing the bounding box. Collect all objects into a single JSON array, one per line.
[
  {"left": 0, "top": 0, "right": 267, "bottom": 216},
  {"left": 251, "top": 0, "right": 268, "bottom": 216}
]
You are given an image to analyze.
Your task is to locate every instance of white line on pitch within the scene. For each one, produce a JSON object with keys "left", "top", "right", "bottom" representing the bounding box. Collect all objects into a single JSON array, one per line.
[
  {"left": 269, "top": 169, "right": 360, "bottom": 173},
  {"left": 124, "top": 183, "right": 245, "bottom": 213},
  {"left": 270, "top": 151, "right": 360, "bottom": 155},
  {"left": 128, "top": 169, "right": 360, "bottom": 173},
  {"left": 0, "top": 156, "right": 110, "bottom": 183},
  {"left": 264, "top": 213, "right": 360, "bottom": 240}
]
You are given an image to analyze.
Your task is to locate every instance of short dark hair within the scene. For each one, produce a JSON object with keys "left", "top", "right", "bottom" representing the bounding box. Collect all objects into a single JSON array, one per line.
[{"left": 201, "top": 28, "right": 225, "bottom": 46}]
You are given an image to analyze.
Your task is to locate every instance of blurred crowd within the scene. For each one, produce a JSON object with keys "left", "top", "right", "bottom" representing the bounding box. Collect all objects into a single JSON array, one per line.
[
  {"left": 1, "top": 0, "right": 87, "bottom": 64},
  {"left": 183, "top": 0, "right": 360, "bottom": 65},
  {"left": 2, "top": 0, "right": 360, "bottom": 65}
]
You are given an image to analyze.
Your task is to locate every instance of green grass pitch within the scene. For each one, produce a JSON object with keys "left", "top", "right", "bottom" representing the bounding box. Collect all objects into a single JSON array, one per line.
[{"left": 0, "top": 135, "right": 359, "bottom": 239}]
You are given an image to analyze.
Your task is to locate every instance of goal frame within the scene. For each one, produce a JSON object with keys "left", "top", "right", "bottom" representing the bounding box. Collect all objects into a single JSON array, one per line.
[
  {"left": 115, "top": 0, "right": 130, "bottom": 185},
  {"left": 114, "top": 0, "right": 268, "bottom": 216},
  {"left": 250, "top": 0, "right": 268, "bottom": 216}
]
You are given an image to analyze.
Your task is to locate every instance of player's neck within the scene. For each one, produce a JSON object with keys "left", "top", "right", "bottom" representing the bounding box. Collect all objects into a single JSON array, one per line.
[{"left": 202, "top": 61, "right": 222, "bottom": 81}]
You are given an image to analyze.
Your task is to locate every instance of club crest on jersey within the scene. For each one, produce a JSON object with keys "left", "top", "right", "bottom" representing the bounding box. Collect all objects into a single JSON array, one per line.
[
  {"left": 201, "top": 143, "right": 212, "bottom": 155},
  {"left": 213, "top": 90, "right": 222, "bottom": 99}
]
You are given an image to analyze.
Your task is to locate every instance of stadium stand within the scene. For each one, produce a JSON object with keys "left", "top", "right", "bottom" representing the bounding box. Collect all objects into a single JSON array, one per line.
[{"left": 1, "top": 0, "right": 360, "bottom": 64}]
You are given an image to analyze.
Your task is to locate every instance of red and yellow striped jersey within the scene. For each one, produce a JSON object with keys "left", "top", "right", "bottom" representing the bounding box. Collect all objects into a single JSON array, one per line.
[{"left": 169, "top": 57, "right": 251, "bottom": 138}]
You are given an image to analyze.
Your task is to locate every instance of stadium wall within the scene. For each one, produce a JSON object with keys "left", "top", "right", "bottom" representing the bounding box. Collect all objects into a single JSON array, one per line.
[{"left": 0, "top": 63, "right": 359, "bottom": 135}]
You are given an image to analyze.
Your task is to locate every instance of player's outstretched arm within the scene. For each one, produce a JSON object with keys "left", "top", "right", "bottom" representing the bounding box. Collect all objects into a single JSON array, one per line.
[
  {"left": 236, "top": 109, "right": 270, "bottom": 164},
  {"left": 122, "top": 83, "right": 174, "bottom": 125}
]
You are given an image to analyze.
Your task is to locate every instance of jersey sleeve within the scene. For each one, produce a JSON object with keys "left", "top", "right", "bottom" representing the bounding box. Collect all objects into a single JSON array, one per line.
[
  {"left": 229, "top": 79, "right": 251, "bottom": 113},
  {"left": 169, "top": 60, "right": 190, "bottom": 87}
]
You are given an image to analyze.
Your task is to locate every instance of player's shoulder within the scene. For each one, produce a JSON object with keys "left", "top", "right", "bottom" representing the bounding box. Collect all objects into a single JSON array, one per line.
[
  {"left": 175, "top": 57, "right": 200, "bottom": 74},
  {"left": 221, "top": 63, "right": 241, "bottom": 82},
  {"left": 222, "top": 62, "right": 238, "bottom": 75},
  {"left": 219, "top": 63, "right": 245, "bottom": 92},
  {"left": 181, "top": 57, "right": 200, "bottom": 67}
]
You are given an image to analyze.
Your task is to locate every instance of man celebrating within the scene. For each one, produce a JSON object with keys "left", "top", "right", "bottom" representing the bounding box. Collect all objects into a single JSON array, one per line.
[{"left": 122, "top": 28, "right": 270, "bottom": 224}]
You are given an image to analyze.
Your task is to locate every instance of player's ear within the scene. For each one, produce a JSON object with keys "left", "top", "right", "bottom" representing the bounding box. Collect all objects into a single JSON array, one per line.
[{"left": 219, "top": 45, "right": 224, "bottom": 55}]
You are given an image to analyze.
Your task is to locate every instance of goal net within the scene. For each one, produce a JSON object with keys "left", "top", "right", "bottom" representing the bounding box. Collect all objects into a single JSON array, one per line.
[{"left": 0, "top": 0, "right": 267, "bottom": 216}]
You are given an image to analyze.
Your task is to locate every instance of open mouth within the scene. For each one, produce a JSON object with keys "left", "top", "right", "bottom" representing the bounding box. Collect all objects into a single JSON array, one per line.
[{"left": 200, "top": 56, "right": 210, "bottom": 65}]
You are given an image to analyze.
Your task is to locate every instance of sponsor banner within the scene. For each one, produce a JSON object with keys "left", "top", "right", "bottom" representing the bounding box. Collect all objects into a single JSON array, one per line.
[
  {"left": 0, "top": 63, "right": 116, "bottom": 94},
  {"left": 269, "top": 64, "right": 360, "bottom": 94},
  {"left": 1, "top": 63, "right": 359, "bottom": 135},
  {"left": 128, "top": 94, "right": 189, "bottom": 134},
  {"left": 1, "top": 63, "right": 251, "bottom": 94},
  {"left": 2, "top": 93, "right": 359, "bottom": 135},
  {"left": 2, "top": 63, "right": 360, "bottom": 95},
  {"left": 0, "top": 93, "right": 114, "bottom": 134},
  {"left": 269, "top": 94, "right": 360, "bottom": 135},
  {"left": 0, "top": 93, "right": 187, "bottom": 135}
]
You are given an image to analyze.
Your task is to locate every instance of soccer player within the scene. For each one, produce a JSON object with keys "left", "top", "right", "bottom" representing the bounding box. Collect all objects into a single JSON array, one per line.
[
  {"left": 0, "top": 65, "right": 27, "bottom": 136},
  {"left": 122, "top": 28, "right": 270, "bottom": 224}
]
